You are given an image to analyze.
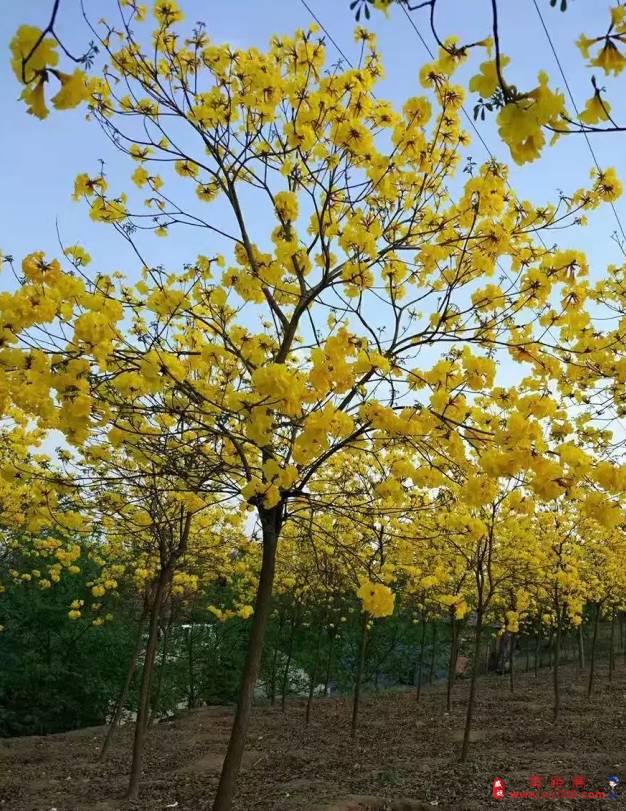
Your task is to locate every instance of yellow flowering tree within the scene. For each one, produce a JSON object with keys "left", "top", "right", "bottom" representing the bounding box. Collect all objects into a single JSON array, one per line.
[{"left": 6, "top": 3, "right": 626, "bottom": 806}]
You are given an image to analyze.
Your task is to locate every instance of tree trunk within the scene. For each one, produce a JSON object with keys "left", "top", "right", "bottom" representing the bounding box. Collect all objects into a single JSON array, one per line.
[
  {"left": 548, "top": 632, "right": 553, "bottom": 669},
  {"left": 482, "top": 636, "right": 488, "bottom": 675},
  {"left": 100, "top": 607, "right": 146, "bottom": 760},
  {"left": 188, "top": 621, "right": 196, "bottom": 710},
  {"left": 415, "top": 615, "right": 427, "bottom": 703},
  {"left": 305, "top": 622, "right": 323, "bottom": 726},
  {"left": 446, "top": 614, "right": 458, "bottom": 713},
  {"left": 211, "top": 504, "right": 281, "bottom": 811},
  {"left": 577, "top": 625, "right": 585, "bottom": 672},
  {"left": 509, "top": 633, "right": 515, "bottom": 693},
  {"left": 428, "top": 623, "right": 437, "bottom": 684},
  {"left": 126, "top": 568, "right": 171, "bottom": 801},
  {"left": 525, "top": 636, "right": 530, "bottom": 673},
  {"left": 553, "top": 617, "right": 561, "bottom": 722},
  {"left": 281, "top": 611, "right": 299, "bottom": 712},
  {"left": 351, "top": 613, "right": 369, "bottom": 739},
  {"left": 460, "top": 608, "right": 483, "bottom": 762},
  {"left": 324, "top": 629, "right": 335, "bottom": 697},
  {"left": 587, "top": 602, "right": 600, "bottom": 698},
  {"left": 148, "top": 618, "right": 171, "bottom": 727},
  {"left": 609, "top": 610, "right": 616, "bottom": 684},
  {"left": 269, "top": 608, "right": 285, "bottom": 706},
  {"left": 534, "top": 633, "right": 539, "bottom": 678}
]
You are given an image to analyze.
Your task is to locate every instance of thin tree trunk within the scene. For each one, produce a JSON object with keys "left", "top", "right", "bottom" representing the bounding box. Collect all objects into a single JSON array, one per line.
[
  {"left": 577, "top": 625, "right": 585, "bottom": 672},
  {"left": 269, "top": 608, "right": 285, "bottom": 706},
  {"left": 485, "top": 635, "right": 492, "bottom": 675},
  {"left": 415, "top": 614, "right": 427, "bottom": 703},
  {"left": 446, "top": 614, "right": 458, "bottom": 713},
  {"left": 525, "top": 636, "right": 530, "bottom": 673},
  {"left": 324, "top": 629, "right": 335, "bottom": 697},
  {"left": 548, "top": 632, "right": 553, "bottom": 670},
  {"left": 126, "top": 568, "right": 171, "bottom": 801},
  {"left": 609, "top": 610, "right": 616, "bottom": 684},
  {"left": 211, "top": 504, "right": 281, "bottom": 811},
  {"left": 305, "top": 622, "right": 323, "bottom": 726},
  {"left": 460, "top": 608, "right": 483, "bottom": 761},
  {"left": 553, "top": 616, "right": 561, "bottom": 722},
  {"left": 509, "top": 633, "right": 515, "bottom": 693},
  {"left": 534, "top": 633, "right": 539, "bottom": 678},
  {"left": 428, "top": 623, "right": 437, "bottom": 684},
  {"left": 281, "top": 611, "right": 299, "bottom": 712},
  {"left": 588, "top": 602, "right": 600, "bottom": 698},
  {"left": 351, "top": 613, "right": 369, "bottom": 739},
  {"left": 100, "top": 607, "right": 146, "bottom": 760},
  {"left": 188, "top": 621, "right": 196, "bottom": 710},
  {"left": 148, "top": 617, "right": 171, "bottom": 727}
]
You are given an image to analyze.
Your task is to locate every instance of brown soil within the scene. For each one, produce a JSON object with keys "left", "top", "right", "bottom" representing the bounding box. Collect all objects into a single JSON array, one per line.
[{"left": 0, "top": 661, "right": 624, "bottom": 810}]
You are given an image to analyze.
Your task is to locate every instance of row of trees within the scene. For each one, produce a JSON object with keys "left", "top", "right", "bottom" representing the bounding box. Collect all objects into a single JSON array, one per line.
[{"left": 3, "top": 533, "right": 624, "bottom": 742}]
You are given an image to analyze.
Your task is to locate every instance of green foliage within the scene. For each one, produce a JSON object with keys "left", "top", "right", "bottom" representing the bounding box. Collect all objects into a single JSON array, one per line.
[{"left": 0, "top": 557, "right": 138, "bottom": 736}]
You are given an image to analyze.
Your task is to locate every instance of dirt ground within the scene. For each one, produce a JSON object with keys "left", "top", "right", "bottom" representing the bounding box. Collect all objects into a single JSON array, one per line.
[{"left": 1, "top": 660, "right": 625, "bottom": 811}]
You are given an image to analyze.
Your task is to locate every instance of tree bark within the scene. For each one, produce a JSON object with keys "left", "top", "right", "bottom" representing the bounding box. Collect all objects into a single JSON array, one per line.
[
  {"left": 609, "top": 610, "right": 616, "bottom": 684},
  {"left": 351, "top": 613, "right": 369, "bottom": 739},
  {"left": 509, "top": 632, "right": 515, "bottom": 693},
  {"left": 281, "top": 610, "right": 299, "bottom": 712},
  {"left": 587, "top": 602, "right": 600, "bottom": 698},
  {"left": 524, "top": 636, "right": 530, "bottom": 673},
  {"left": 100, "top": 606, "right": 146, "bottom": 760},
  {"left": 324, "top": 629, "right": 336, "bottom": 697},
  {"left": 211, "top": 503, "right": 281, "bottom": 811},
  {"left": 305, "top": 622, "right": 323, "bottom": 726},
  {"left": 548, "top": 631, "right": 553, "bottom": 669},
  {"left": 148, "top": 616, "right": 171, "bottom": 727},
  {"left": 577, "top": 625, "right": 585, "bottom": 672},
  {"left": 187, "top": 621, "right": 196, "bottom": 710},
  {"left": 428, "top": 623, "right": 437, "bottom": 684},
  {"left": 553, "top": 616, "right": 562, "bottom": 722},
  {"left": 446, "top": 614, "right": 458, "bottom": 713},
  {"left": 269, "top": 608, "right": 285, "bottom": 706},
  {"left": 460, "top": 608, "right": 483, "bottom": 762},
  {"left": 534, "top": 632, "right": 539, "bottom": 678},
  {"left": 415, "top": 614, "right": 427, "bottom": 703},
  {"left": 126, "top": 568, "right": 171, "bottom": 801}
]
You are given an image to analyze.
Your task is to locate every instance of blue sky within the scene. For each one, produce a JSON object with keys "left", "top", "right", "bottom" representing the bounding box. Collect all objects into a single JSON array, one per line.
[{"left": 3, "top": 0, "right": 626, "bottom": 278}]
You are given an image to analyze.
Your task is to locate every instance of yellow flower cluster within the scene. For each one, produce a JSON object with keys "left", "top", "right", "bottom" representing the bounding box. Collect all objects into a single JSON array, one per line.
[
  {"left": 10, "top": 25, "right": 89, "bottom": 119},
  {"left": 357, "top": 579, "right": 395, "bottom": 618}
]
